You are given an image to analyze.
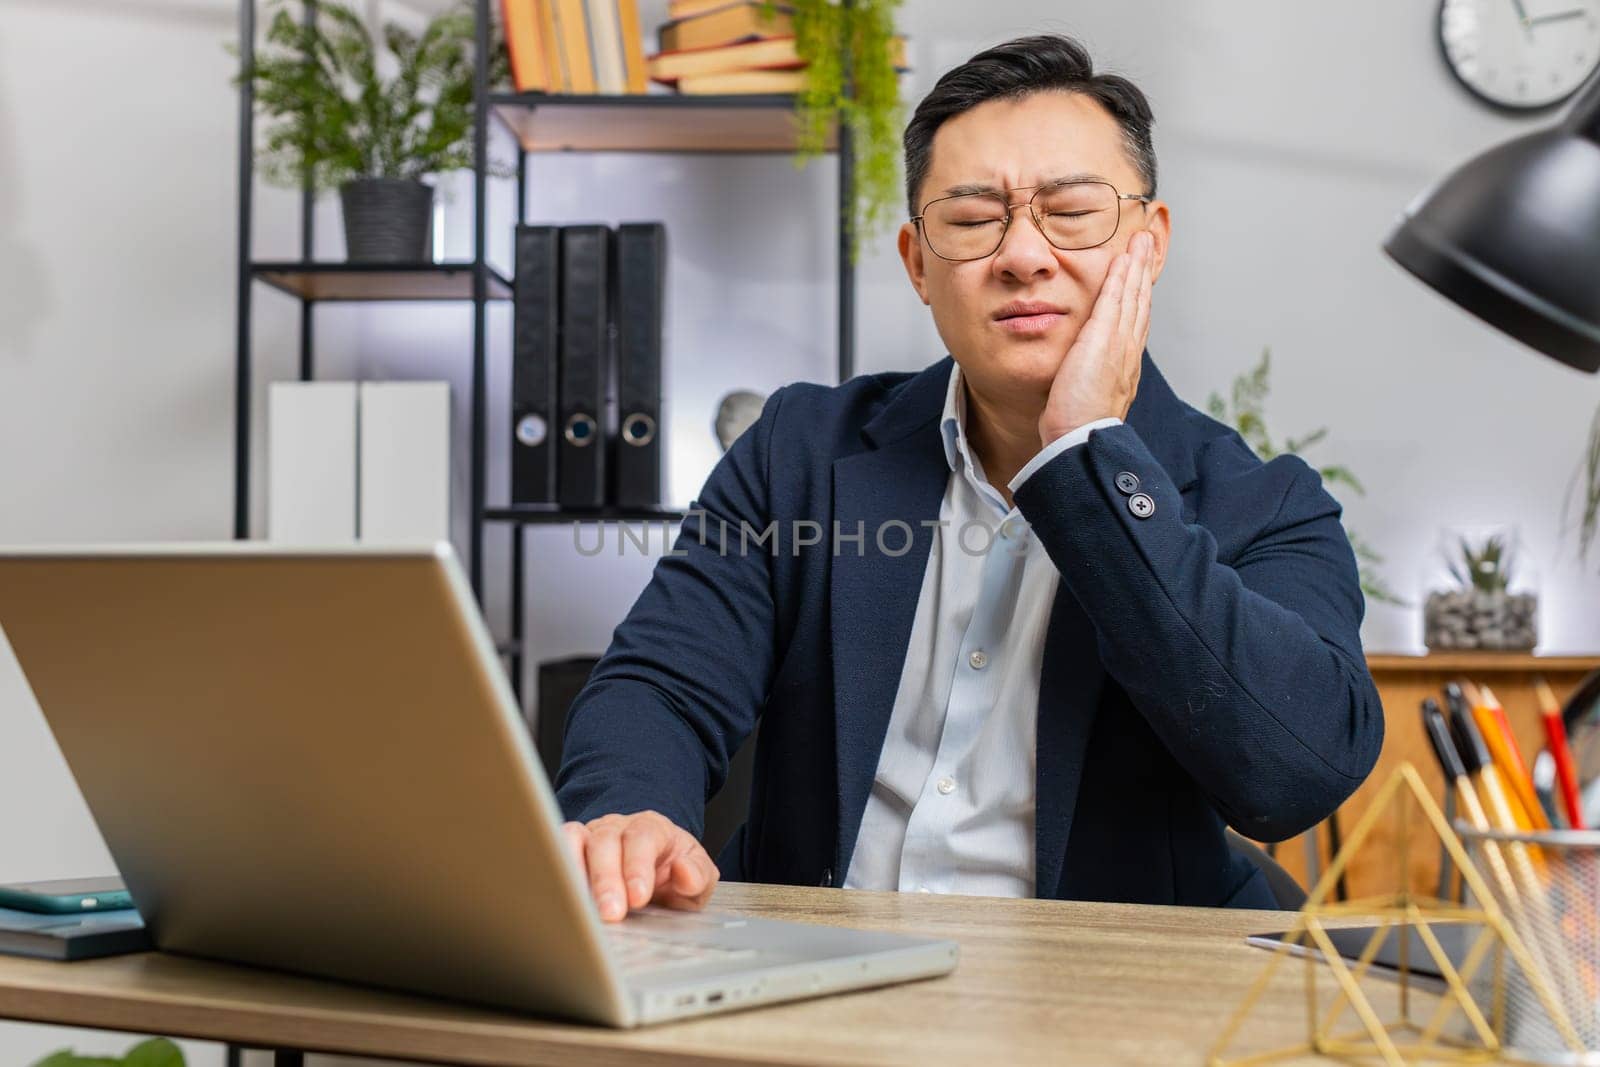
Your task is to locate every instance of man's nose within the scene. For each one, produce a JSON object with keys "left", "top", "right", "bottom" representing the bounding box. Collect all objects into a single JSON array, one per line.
[{"left": 990, "top": 204, "right": 1057, "bottom": 279}]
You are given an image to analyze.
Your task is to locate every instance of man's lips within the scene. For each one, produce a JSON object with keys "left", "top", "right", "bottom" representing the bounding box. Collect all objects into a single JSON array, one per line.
[{"left": 993, "top": 302, "right": 1068, "bottom": 334}]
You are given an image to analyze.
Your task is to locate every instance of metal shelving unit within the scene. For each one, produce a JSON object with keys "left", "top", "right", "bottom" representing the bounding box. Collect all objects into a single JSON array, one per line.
[{"left": 232, "top": 0, "right": 856, "bottom": 706}]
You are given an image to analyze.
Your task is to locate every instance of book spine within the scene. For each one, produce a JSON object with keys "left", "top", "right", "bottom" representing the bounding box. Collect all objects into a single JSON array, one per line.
[
  {"left": 616, "top": 0, "right": 650, "bottom": 93},
  {"left": 584, "top": 0, "right": 628, "bottom": 94},
  {"left": 536, "top": 0, "right": 568, "bottom": 91},
  {"left": 502, "top": 0, "right": 550, "bottom": 91},
  {"left": 554, "top": 0, "right": 597, "bottom": 93}
]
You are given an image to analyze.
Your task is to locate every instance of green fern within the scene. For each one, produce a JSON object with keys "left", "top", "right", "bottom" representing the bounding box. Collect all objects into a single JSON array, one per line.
[
  {"left": 1568, "top": 400, "right": 1600, "bottom": 567},
  {"left": 32, "top": 1038, "right": 183, "bottom": 1067},
  {"left": 1206, "top": 347, "right": 1404, "bottom": 606},
  {"left": 233, "top": 0, "right": 507, "bottom": 192},
  {"left": 762, "top": 0, "right": 905, "bottom": 260}
]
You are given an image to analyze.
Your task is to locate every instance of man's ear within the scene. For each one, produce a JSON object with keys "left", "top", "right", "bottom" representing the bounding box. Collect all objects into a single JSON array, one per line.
[
  {"left": 898, "top": 221, "right": 931, "bottom": 305},
  {"left": 1144, "top": 200, "right": 1172, "bottom": 285}
]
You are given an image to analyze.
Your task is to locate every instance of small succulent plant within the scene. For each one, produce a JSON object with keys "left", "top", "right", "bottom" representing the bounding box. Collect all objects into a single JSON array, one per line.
[{"left": 1447, "top": 533, "right": 1514, "bottom": 595}]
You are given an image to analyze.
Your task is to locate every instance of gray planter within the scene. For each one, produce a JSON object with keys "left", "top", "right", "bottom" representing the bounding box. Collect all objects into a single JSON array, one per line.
[
  {"left": 339, "top": 178, "right": 433, "bottom": 262},
  {"left": 1423, "top": 589, "right": 1538, "bottom": 651}
]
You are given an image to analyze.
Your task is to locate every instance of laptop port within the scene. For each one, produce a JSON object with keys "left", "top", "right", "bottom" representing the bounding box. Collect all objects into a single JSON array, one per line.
[{"left": 707, "top": 992, "right": 725, "bottom": 1004}]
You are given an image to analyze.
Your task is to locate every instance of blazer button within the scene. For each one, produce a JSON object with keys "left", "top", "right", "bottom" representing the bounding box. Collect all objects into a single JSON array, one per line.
[
  {"left": 819, "top": 867, "right": 834, "bottom": 888},
  {"left": 1128, "top": 492, "right": 1155, "bottom": 519},
  {"left": 1115, "top": 471, "right": 1140, "bottom": 495}
]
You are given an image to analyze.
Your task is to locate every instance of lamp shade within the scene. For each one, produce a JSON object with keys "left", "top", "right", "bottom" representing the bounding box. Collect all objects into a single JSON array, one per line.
[{"left": 1383, "top": 72, "right": 1600, "bottom": 373}]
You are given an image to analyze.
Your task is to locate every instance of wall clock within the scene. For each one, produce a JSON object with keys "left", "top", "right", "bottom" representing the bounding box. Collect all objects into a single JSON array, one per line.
[{"left": 1439, "top": 0, "right": 1600, "bottom": 111}]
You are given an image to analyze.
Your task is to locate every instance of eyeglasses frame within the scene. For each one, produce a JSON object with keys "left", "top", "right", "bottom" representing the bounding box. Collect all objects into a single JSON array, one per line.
[{"left": 910, "top": 179, "right": 1153, "bottom": 262}]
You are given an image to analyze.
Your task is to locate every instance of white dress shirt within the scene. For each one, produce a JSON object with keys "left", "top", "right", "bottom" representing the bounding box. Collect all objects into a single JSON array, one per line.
[{"left": 842, "top": 364, "right": 1121, "bottom": 897}]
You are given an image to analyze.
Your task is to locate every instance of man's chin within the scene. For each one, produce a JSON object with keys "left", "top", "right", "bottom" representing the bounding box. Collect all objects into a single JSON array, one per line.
[{"left": 987, "top": 342, "right": 1074, "bottom": 391}]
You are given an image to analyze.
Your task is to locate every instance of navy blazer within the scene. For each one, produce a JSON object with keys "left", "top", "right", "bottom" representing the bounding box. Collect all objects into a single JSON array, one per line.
[{"left": 555, "top": 353, "right": 1384, "bottom": 909}]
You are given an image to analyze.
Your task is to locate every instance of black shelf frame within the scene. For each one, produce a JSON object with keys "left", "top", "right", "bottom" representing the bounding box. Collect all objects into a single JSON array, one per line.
[{"left": 231, "top": 0, "right": 855, "bottom": 718}]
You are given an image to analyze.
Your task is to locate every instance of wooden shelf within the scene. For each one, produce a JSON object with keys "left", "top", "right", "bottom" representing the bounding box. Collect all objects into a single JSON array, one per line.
[
  {"left": 490, "top": 92, "right": 836, "bottom": 154},
  {"left": 483, "top": 505, "right": 686, "bottom": 525},
  {"left": 1366, "top": 652, "right": 1600, "bottom": 672},
  {"left": 253, "top": 263, "right": 513, "bottom": 302}
]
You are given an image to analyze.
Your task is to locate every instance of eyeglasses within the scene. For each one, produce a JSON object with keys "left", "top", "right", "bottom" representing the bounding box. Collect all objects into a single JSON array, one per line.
[{"left": 911, "top": 180, "right": 1152, "bottom": 262}]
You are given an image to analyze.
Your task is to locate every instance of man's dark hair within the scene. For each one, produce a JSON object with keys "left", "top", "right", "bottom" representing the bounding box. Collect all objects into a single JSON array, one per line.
[{"left": 903, "top": 34, "right": 1158, "bottom": 217}]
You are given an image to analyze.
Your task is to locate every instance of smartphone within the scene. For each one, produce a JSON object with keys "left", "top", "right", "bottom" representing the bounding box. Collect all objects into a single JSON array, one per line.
[{"left": 0, "top": 877, "right": 134, "bottom": 914}]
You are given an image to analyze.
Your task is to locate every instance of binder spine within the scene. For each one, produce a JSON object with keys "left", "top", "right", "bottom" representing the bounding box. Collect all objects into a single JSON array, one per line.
[
  {"left": 557, "top": 225, "right": 613, "bottom": 508},
  {"left": 614, "top": 223, "right": 665, "bottom": 507},
  {"left": 511, "top": 226, "right": 561, "bottom": 504}
]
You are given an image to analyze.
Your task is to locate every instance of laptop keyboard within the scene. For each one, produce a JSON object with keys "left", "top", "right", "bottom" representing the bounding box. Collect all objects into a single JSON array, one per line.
[{"left": 605, "top": 926, "right": 760, "bottom": 975}]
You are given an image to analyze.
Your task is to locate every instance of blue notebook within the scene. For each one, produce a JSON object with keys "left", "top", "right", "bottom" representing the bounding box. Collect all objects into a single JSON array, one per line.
[{"left": 0, "top": 905, "right": 150, "bottom": 961}]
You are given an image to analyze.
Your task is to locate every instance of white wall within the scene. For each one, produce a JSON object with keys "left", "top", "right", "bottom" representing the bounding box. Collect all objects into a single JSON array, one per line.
[{"left": 2, "top": 0, "right": 1600, "bottom": 1061}]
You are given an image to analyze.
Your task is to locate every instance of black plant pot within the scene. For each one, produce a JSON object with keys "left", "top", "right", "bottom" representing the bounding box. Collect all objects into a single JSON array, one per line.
[{"left": 339, "top": 178, "right": 433, "bottom": 262}]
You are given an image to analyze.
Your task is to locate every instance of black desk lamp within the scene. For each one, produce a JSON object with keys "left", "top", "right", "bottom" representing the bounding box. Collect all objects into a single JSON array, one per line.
[{"left": 1383, "top": 70, "right": 1600, "bottom": 373}]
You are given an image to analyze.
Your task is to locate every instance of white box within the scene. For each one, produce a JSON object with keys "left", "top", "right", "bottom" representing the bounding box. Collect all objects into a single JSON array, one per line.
[
  {"left": 267, "top": 382, "right": 358, "bottom": 543},
  {"left": 358, "top": 381, "right": 451, "bottom": 543}
]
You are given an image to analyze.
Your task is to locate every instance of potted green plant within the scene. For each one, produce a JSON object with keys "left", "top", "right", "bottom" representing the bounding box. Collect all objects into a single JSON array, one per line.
[
  {"left": 766, "top": 0, "right": 904, "bottom": 258},
  {"left": 1424, "top": 530, "right": 1538, "bottom": 651},
  {"left": 237, "top": 1, "right": 506, "bottom": 261},
  {"left": 1206, "top": 348, "right": 1404, "bottom": 607},
  {"left": 31, "top": 1037, "right": 183, "bottom": 1067}
]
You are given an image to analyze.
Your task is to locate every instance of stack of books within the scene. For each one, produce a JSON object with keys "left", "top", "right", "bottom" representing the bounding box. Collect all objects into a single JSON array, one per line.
[
  {"left": 647, "top": 2, "right": 908, "bottom": 96},
  {"left": 501, "top": 0, "right": 651, "bottom": 94},
  {"left": 502, "top": 0, "right": 907, "bottom": 98}
]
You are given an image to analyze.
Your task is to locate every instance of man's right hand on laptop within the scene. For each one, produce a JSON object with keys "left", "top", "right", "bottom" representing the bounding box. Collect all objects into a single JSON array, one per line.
[{"left": 562, "top": 812, "right": 720, "bottom": 922}]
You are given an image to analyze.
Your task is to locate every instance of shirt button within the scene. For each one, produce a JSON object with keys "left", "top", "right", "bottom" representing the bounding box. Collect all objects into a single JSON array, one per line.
[
  {"left": 936, "top": 776, "right": 956, "bottom": 795},
  {"left": 1128, "top": 492, "right": 1155, "bottom": 519},
  {"left": 968, "top": 649, "right": 989, "bottom": 670},
  {"left": 1115, "top": 471, "right": 1141, "bottom": 495},
  {"left": 1000, "top": 518, "right": 1020, "bottom": 539}
]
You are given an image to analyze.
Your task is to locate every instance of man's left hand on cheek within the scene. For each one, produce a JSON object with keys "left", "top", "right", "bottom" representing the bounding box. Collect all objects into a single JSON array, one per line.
[{"left": 1038, "top": 230, "right": 1155, "bottom": 448}]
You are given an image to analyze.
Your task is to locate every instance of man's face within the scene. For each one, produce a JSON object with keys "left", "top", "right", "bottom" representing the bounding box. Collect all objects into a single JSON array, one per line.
[{"left": 898, "top": 91, "right": 1171, "bottom": 408}]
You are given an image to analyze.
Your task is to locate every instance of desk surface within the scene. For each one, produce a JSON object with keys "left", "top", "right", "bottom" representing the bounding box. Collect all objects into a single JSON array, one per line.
[{"left": 0, "top": 884, "right": 1399, "bottom": 1067}]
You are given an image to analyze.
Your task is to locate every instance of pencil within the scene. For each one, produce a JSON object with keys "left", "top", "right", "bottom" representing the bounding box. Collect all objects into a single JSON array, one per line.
[
  {"left": 1534, "top": 676, "right": 1586, "bottom": 830},
  {"left": 1472, "top": 683, "right": 1551, "bottom": 832}
]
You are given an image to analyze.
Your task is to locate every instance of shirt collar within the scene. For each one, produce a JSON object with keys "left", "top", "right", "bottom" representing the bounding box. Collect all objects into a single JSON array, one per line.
[{"left": 938, "top": 363, "right": 966, "bottom": 473}]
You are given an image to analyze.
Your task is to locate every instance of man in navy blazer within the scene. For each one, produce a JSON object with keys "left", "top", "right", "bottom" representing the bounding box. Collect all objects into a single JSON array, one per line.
[{"left": 555, "top": 34, "right": 1384, "bottom": 918}]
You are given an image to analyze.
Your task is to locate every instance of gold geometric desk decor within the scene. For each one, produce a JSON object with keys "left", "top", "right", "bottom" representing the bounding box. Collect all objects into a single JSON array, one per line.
[{"left": 1208, "top": 763, "right": 1584, "bottom": 1066}]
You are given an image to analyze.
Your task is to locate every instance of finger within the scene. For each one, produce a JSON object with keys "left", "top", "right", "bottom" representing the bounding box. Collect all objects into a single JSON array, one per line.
[
  {"left": 561, "top": 822, "right": 589, "bottom": 877},
  {"left": 1117, "top": 239, "right": 1145, "bottom": 344},
  {"left": 1072, "top": 252, "right": 1128, "bottom": 354},
  {"left": 1131, "top": 243, "right": 1153, "bottom": 358},
  {"left": 620, "top": 819, "right": 671, "bottom": 910},
  {"left": 657, "top": 851, "right": 718, "bottom": 911},
  {"left": 584, "top": 820, "right": 628, "bottom": 922},
  {"left": 680, "top": 847, "right": 720, "bottom": 902}
]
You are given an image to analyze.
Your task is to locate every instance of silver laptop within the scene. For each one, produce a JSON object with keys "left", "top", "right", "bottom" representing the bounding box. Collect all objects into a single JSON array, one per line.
[{"left": 0, "top": 543, "right": 957, "bottom": 1026}]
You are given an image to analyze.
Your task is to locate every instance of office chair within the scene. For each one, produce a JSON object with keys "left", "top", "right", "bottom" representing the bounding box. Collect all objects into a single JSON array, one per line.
[{"left": 1225, "top": 829, "right": 1308, "bottom": 910}]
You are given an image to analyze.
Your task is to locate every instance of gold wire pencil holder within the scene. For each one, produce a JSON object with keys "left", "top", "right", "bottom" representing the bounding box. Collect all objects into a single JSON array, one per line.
[{"left": 1208, "top": 763, "right": 1585, "bottom": 1067}]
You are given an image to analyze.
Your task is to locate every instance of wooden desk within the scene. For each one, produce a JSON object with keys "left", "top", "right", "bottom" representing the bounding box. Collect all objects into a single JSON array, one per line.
[{"left": 0, "top": 883, "right": 1405, "bottom": 1067}]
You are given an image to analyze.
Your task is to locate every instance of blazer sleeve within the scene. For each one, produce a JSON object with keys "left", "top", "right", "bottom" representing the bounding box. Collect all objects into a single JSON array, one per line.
[
  {"left": 552, "top": 389, "right": 786, "bottom": 837},
  {"left": 1011, "top": 421, "right": 1384, "bottom": 842}
]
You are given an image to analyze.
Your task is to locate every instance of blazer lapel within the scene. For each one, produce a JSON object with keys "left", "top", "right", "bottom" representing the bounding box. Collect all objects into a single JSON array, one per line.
[{"left": 830, "top": 360, "right": 952, "bottom": 878}]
